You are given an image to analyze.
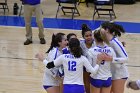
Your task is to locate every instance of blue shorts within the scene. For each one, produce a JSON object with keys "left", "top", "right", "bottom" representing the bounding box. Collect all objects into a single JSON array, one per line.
[
  {"left": 90, "top": 77, "right": 112, "bottom": 88},
  {"left": 63, "top": 84, "right": 85, "bottom": 93},
  {"left": 43, "top": 85, "right": 53, "bottom": 89}
]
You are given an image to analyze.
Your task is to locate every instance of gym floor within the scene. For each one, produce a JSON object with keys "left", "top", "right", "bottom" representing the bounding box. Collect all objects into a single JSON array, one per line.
[{"left": 0, "top": 0, "right": 140, "bottom": 93}]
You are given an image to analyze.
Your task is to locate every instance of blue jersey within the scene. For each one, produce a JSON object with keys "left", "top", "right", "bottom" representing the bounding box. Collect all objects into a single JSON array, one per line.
[
  {"left": 22, "top": 0, "right": 40, "bottom": 5},
  {"left": 62, "top": 47, "right": 70, "bottom": 54}
]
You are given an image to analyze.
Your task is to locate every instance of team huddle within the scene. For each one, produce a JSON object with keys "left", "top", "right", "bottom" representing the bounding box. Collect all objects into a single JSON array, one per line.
[{"left": 35, "top": 21, "right": 133, "bottom": 93}]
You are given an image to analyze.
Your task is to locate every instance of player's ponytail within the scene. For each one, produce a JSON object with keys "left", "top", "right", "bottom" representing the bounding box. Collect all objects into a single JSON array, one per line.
[
  {"left": 94, "top": 30, "right": 103, "bottom": 42},
  {"left": 46, "top": 34, "right": 56, "bottom": 53},
  {"left": 46, "top": 33, "right": 65, "bottom": 53},
  {"left": 101, "top": 21, "right": 125, "bottom": 37},
  {"left": 81, "top": 24, "right": 92, "bottom": 38},
  {"left": 111, "top": 23, "right": 125, "bottom": 37},
  {"left": 69, "top": 38, "right": 83, "bottom": 58}
]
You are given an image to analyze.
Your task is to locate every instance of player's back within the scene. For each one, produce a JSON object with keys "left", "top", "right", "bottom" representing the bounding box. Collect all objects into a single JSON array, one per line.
[
  {"left": 89, "top": 46, "right": 114, "bottom": 80},
  {"left": 62, "top": 54, "right": 88, "bottom": 85}
]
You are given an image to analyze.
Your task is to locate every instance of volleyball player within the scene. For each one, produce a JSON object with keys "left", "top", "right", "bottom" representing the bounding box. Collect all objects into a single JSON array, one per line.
[
  {"left": 99, "top": 22, "right": 129, "bottom": 93},
  {"left": 88, "top": 30, "right": 116, "bottom": 93},
  {"left": 36, "top": 33, "right": 68, "bottom": 93},
  {"left": 80, "top": 24, "right": 96, "bottom": 93},
  {"left": 62, "top": 33, "right": 77, "bottom": 54}
]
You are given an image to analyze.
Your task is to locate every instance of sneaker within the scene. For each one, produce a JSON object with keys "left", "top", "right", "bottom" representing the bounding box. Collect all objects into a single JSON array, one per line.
[
  {"left": 24, "top": 39, "right": 32, "bottom": 45},
  {"left": 40, "top": 38, "right": 46, "bottom": 44}
]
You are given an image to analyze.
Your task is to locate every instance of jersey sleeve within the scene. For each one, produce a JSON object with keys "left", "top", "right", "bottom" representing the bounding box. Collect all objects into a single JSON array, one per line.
[
  {"left": 112, "top": 57, "right": 128, "bottom": 63},
  {"left": 43, "top": 48, "right": 57, "bottom": 66},
  {"left": 111, "top": 40, "right": 128, "bottom": 63},
  {"left": 88, "top": 48, "right": 98, "bottom": 66},
  {"left": 53, "top": 55, "right": 64, "bottom": 67},
  {"left": 83, "top": 56, "right": 99, "bottom": 75},
  {"left": 47, "top": 48, "right": 58, "bottom": 61},
  {"left": 110, "top": 47, "right": 128, "bottom": 64}
]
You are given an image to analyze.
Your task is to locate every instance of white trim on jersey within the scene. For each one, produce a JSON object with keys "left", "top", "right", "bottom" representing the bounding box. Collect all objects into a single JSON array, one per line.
[{"left": 110, "top": 37, "right": 128, "bottom": 64}]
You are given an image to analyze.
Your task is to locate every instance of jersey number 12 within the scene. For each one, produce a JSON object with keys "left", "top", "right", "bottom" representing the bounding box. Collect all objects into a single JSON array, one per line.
[{"left": 68, "top": 61, "right": 76, "bottom": 71}]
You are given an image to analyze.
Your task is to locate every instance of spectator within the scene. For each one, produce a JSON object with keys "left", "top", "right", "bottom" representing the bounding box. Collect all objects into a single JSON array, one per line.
[{"left": 21, "top": 0, "right": 46, "bottom": 45}]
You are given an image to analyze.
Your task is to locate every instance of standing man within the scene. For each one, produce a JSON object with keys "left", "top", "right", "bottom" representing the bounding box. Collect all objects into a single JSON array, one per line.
[{"left": 21, "top": 0, "right": 46, "bottom": 45}]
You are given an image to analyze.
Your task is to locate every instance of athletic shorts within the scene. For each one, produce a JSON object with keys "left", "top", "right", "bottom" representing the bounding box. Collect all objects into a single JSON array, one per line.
[
  {"left": 90, "top": 77, "right": 112, "bottom": 88},
  {"left": 43, "top": 71, "right": 60, "bottom": 86},
  {"left": 121, "top": 77, "right": 128, "bottom": 80},
  {"left": 63, "top": 84, "right": 85, "bottom": 93},
  {"left": 43, "top": 85, "right": 53, "bottom": 89}
]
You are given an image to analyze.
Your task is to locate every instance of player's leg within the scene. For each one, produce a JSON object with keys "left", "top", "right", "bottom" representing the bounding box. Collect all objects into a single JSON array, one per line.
[
  {"left": 59, "top": 79, "right": 63, "bottom": 93},
  {"left": 43, "top": 72, "right": 60, "bottom": 93},
  {"left": 101, "top": 77, "right": 112, "bottom": 93},
  {"left": 45, "top": 86, "right": 60, "bottom": 93},
  {"left": 90, "top": 78, "right": 102, "bottom": 93},
  {"left": 83, "top": 71, "right": 90, "bottom": 93},
  {"left": 111, "top": 79, "right": 126, "bottom": 93},
  {"left": 101, "top": 86, "right": 111, "bottom": 93},
  {"left": 90, "top": 84, "right": 100, "bottom": 93}
]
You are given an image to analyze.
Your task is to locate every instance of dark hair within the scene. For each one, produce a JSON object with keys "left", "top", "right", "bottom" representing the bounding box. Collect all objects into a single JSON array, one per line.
[
  {"left": 101, "top": 21, "right": 125, "bottom": 37},
  {"left": 94, "top": 30, "right": 103, "bottom": 42},
  {"left": 46, "top": 33, "right": 65, "bottom": 53},
  {"left": 67, "top": 33, "right": 77, "bottom": 41},
  {"left": 81, "top": 24, "right": 92, "bottom": 38},
  {"left": 69, "top": 38, "right": 83, "bottom": 58}
]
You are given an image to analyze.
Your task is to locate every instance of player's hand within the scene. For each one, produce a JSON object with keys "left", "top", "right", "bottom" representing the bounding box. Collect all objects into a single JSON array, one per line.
[
  {"left": 104, "top": 53, "right": 113, "bottom": 62},
  {"left": 35, "top": 53, "right": 45, "bottom": 61},
  {"left": 127, "top": 81, "right": 139, "bottom": 90},
  {"left": 97, "top": 53, "right": 104, "bottom": 61},
  {"left": 97, "top": 53, "right": 113, "bottom": 62}
]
